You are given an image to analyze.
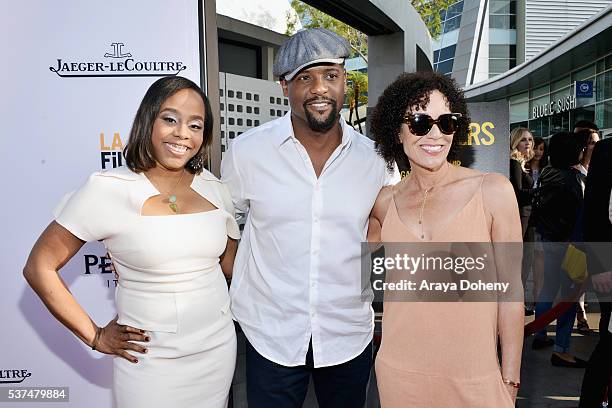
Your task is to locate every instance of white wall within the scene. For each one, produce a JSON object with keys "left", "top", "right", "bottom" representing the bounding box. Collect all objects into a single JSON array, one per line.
[{"left": 0, "top": 1, "right": 201, "bottom": 406}]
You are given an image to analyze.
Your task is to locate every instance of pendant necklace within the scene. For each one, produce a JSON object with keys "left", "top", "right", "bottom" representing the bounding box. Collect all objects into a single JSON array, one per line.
[
  {"left": 416, "top": 163, "right": 451, "bottom": 240},
  {"left": 151, "top": 169, "right": 185, "bottom": 214}
]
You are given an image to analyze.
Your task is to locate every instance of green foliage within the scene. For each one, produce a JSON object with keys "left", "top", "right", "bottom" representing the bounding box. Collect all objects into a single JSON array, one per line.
[
  {"left": 286, "top": 0, "right": 368, "bottom": 63},
  {"left": 346, "top": 71, "right": 368, "bottom": 106},
  {"left": 410, "top": 0, "right": 457, "bottom": 40},
  {"left": 287, "top": 0, "right": 457, "bottom": 46}
]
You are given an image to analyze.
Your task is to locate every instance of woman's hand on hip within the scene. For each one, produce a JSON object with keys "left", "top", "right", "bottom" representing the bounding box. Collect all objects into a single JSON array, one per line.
[{"left": 93, "top": 316, "right": 149, "bottom": 363}]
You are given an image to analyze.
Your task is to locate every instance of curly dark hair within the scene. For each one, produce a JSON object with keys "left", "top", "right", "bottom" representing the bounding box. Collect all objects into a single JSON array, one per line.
[{"left": 370, "top": 71, "right": 471, "bottom": 172}]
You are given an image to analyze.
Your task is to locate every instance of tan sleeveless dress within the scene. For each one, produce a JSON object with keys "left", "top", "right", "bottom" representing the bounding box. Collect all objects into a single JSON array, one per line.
[{"left": 375, "top": 175, "right": 515, "bottom": 407}]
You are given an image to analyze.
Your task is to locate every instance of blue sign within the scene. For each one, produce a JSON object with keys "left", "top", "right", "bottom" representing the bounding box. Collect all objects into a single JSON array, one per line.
[{"left": 575, "top": 80, "right": 593, "bottom": 98}]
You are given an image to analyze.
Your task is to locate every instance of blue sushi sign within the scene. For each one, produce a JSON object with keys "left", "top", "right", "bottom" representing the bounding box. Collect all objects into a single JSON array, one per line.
[{"left": 575, "top": 80, "right": 593, "bottom": 98}]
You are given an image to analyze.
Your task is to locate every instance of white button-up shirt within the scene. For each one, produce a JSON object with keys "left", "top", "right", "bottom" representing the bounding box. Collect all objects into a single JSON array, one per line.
[{"left": 221, "top": 113, "right": 391, "bottom": 367}]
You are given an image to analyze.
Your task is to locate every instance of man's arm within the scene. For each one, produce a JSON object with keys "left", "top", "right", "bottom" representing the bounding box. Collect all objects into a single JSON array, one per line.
[{"left": 220, "top": 142, "right": 249, "bottom": 213}]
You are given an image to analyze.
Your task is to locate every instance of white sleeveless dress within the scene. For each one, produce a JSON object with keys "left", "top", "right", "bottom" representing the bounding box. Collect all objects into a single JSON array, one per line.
[{"left": 55, "top": 166, "right": 239, "bottom": 408}]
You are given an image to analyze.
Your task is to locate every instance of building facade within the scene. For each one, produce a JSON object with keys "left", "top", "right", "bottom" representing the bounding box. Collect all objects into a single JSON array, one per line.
[
  {"left": 464, "top": 6, "right": 612, "bottom": 139},
  {"left": 434, "top": 0, "right": 612, "bottom": 86}
]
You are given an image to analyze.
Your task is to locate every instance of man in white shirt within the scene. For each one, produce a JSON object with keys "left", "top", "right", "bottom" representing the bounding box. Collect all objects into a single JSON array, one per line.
[{"left": 221, "top": 28, "right": 391, "bottom": 407}]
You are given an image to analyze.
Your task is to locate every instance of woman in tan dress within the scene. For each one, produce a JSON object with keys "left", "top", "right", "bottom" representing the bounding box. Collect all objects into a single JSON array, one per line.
[{"left": 368, "top": 71, "right": 524, "bottom": 407}]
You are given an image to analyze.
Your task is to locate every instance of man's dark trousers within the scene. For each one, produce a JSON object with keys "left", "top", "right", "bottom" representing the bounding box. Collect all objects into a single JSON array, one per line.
[{"left": 245, "top": 338, "right": 372, "bottom": 408}]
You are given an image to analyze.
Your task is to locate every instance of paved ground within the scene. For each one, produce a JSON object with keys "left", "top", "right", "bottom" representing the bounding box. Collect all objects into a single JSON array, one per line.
[{"left": 230, "top": 312, "right": 604, "bottom": 407}]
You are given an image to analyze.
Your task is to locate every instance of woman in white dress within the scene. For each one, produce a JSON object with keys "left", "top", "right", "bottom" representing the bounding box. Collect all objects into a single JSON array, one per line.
[{"left": 23, "top": 76, "right": 239, "bottom": 407}]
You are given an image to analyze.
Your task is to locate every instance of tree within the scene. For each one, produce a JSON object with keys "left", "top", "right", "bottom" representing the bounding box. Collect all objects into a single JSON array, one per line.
[
  {"left": 286, "top": 0, "right": 368, "bottom": 63},
  {"left": 411, "top": 0, "right": 457, "bottom": 40},
  {"left": 287, "top": 0, "right": 457, "bottom": 47}
]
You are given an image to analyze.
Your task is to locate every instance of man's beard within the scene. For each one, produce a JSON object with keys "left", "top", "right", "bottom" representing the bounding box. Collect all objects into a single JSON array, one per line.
[{"left": 302, "top": 97, "right": 339, "bottom": 133}]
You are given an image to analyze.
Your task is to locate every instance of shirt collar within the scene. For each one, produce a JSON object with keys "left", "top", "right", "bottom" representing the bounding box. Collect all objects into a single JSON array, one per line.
[{"left": 275, "top": 111, "right": 354, "bottom": 149}]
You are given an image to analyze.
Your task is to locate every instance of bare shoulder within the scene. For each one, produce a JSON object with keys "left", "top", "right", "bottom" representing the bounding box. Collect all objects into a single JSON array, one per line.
[
  {"left": 481, "top": 172, "right": 519, "bottom": 218},
  {"left": 371, "top": 185, "right": 394, "bottom": 224},
  {"left": 481, "top": 172, "right": 514, "bottom": 197}
]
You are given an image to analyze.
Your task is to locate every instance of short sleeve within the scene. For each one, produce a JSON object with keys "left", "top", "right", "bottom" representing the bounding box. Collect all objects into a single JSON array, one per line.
[
  {"left": 220, "top": 142, "right": 250, "bottom": 213},
  {"left": 219, "top": 182, "right": 241, "bottom": 240},
  {"left": 54, "top": 173, "right": 112, "bottom": 242}
]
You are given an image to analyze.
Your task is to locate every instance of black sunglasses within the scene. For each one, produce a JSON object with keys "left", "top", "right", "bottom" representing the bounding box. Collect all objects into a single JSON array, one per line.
[{"left": 402, "top": 113, "right": 462, "bottom": 136}]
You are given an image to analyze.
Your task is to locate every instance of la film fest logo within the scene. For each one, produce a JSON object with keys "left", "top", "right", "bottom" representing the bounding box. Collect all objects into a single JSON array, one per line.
[
  {"left": 83, "top": 254, "right": 117, "bottom": 288},
  {"left": 99, "top": 132, "right": 125, "bottom": 170},
  {"left": 50, "top": 42, "right": 187, "bottom": 78},
  {"left": 0, "top": 370, "right": 32, "bottom": 384}
]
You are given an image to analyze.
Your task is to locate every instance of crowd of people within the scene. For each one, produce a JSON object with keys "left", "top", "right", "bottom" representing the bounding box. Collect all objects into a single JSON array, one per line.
[
  {"left": 509, "top": 120, "right": 612, "bottom": 405},
  {"left": 21, "top": 27, "right": 611, "bottom": 408}
]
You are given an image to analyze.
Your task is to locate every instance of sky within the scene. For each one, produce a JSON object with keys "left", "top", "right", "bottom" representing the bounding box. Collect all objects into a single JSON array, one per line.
[{"left": 216, "top": 0, "right": 302, "bottom": 34}]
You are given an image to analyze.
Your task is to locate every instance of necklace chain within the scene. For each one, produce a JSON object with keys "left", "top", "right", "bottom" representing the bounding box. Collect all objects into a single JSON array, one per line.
[
  {"left": 414, "top": 163, "right": 451, "bottom": 240},
  {"left": 150, "top": 170, "right": 185, "bottom": 214}
]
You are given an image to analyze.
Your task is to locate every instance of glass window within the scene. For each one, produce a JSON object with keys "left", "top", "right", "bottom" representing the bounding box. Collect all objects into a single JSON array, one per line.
[
  {"left": 571, "top": 64, "right": 596, "bottom": 82},
  {"left": 596, "top": 73, "right": 605, "bottom": 101},
  {"left": 597, "top": 59, "right": 605, "bottom": 74},
  {"left": 254, "top": 94, "right": 259, "bottom": 102},
  {"left": 510, "top": 100, "right": 529, "bottom": 123},
  {"left": 489, "top": 44, "right": 516, "bottom": 59},
  {"left": 550, "top": 111, "right": 569, "bottom": 134},
  {"left": 270, "top": 96, "right": 275, "bottom": 104},
  {"left": 551, "top": 87, "right": 572, "bottom": 104},
  {"left": 490, "top": 15, "right": 516, "bottom": 29},
  {"left": 489, "top": 28, "right": 517, "bottom": 44},
  {"left": 228, "top": 90, "right": 234, "bottom": 98},
  {"left": 446, "top": 1, "right": 464, "bottom": 19},
  {"left": 247, "top": 106, "right": 252, "bottom": 113},
  {"left": 229, "top": 118, "right": 235, "bottom": 125},
  {"left": 437, "top": 59, "right": 454, "bottom": 74},
  {"left": 509, "top": 92, "right": 528, "bottom": 104},
  {"left": 605, "top": 55, "right": 612, "bottom": 70},
  {"left": 510, "top": 121, "right": 529, "bottom": 131},
  {"left": 603, "top": 100, "right": 612, "bottom": 131},
  {"left": 530, "top": 94, "right": 551, "bottom": 118},
  {"left": 571, "top": 106, "right": 595, "bottom": 128},
  {"left": 254, "top": 107, "right": 260, "bottom": 114},
  {"left": 595, "top": 103, "right": 605, "bottom": 130},
  {"left": 236, "top": 91, "right": 242, "bottom": 99},
  {"left": 434, "top": 50, "right": 440, "bottom": 63},
  {"left": 246, "top": 93, "right": 252, "bottom": 100},
  {"left": 489, "top": 59, "right": 513, "bottom": 73},
  {"left": 529, "top": 116, "right": 550, "bottom": 138},
  {"left": 237, "top": 118, "right": 243, "bottom": 126},
  {"left": 530, "top": 84, "right": 550, "bottom": 99},
  {"left": 219, "top": 89, "right": 224, "bottom": 97},
  {"left": 551, "top": 75, "right": 570, "bottom": 92},
  {"left": 491, "top": 0, "right": 516, "bottom": 14},
  {"left": 604, "top": 70, "right": 612, "bottom": 100},
  {"left": 444, "top": 16, "right": 462, "bottom": 32},
  {"left": 439, "top": 45, "right": 457, "bottom": 61}
]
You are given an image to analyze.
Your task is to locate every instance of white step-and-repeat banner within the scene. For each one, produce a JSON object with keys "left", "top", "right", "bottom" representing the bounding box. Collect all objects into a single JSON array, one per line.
[{"left": 0, "top": 1, "right": 203, "bottom": 406}]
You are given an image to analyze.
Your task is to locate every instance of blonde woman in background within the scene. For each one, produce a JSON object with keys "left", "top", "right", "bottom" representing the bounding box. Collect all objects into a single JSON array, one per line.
[{"left": 509, "top": 127, "right": 535, "bottom": 315}]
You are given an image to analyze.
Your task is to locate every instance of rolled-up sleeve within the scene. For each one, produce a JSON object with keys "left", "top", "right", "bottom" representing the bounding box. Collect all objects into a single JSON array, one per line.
[{"left": 220, "top": 143, "right": 249, "bottom": 213}]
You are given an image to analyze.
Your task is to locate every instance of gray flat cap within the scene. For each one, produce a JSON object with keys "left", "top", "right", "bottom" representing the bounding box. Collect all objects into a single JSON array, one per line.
[{"left": 273, "top": 28, "right": 351, "bottom": 81}]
